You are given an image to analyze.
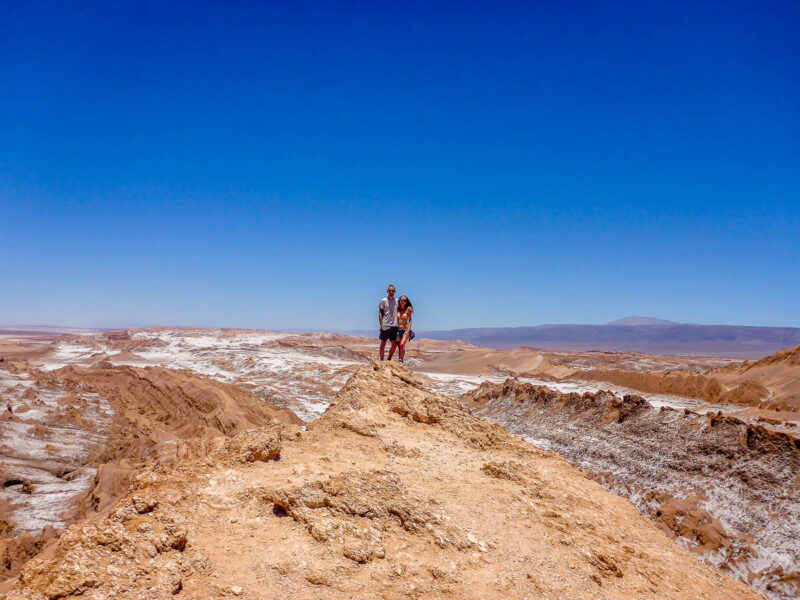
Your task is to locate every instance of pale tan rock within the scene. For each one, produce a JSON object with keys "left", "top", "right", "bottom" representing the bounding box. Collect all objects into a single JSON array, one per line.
[{"left": 213, "top": 422, "right": 285, "bottom": 464}]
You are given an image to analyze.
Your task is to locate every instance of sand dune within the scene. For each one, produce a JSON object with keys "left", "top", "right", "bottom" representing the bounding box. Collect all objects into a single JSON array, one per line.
[
  {"left": 413, "top": 347, "right": 549, "bottom": 376},
  {"left": 711, "top": 345, "right": 800, "bottom": 412}
]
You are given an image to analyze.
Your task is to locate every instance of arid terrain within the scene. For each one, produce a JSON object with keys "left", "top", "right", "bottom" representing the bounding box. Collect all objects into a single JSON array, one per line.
[{"left": 1, "top": 327, "right": 798, "bottom": 599}]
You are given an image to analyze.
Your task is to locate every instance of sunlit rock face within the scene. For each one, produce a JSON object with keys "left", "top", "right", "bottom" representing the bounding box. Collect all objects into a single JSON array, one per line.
[{"left": 462, "top": 379, "right": 800, "bottom": 600}]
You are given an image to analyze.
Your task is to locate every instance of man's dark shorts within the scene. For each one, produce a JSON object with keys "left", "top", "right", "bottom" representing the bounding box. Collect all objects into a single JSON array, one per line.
[{"left": 379, "top": 327, "right": 398, "bottom": 341}]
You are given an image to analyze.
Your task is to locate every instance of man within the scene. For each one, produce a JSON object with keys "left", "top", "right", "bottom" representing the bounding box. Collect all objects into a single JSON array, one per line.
[{"left": 378, "top": 284, "right": 399, "bottom": 361}]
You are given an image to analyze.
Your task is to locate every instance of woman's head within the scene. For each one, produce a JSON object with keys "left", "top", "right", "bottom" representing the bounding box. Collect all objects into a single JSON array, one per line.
[{"left": 398, "top": 296, "right": 413, "bottom": 311}]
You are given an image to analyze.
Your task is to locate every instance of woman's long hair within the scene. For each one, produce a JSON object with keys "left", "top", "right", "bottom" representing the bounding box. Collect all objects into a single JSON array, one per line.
[{"left": 398, "top": 296, "right": 413, "bottom": 313}]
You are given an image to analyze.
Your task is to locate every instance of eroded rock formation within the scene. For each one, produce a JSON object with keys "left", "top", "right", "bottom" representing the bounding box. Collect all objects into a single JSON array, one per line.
[
  {"left": 462, "top": 379, "right": 800, "bottom": 599},
  {"left": 2, "top": 364, "right": 760, "bottom": 599},
  {"left": 0, "top": 360, "right": 301, "bottom": 583}
]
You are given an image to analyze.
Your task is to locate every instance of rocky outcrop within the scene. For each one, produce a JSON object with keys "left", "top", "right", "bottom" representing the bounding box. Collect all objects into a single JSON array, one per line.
[
  {"left": 0, "top": 527, "right": 59, "bottom": 583},
  {"left": 0, "top": 362, "right": 302, "bottom": 584},
  {"left": 2, "top": 363, "right": 761, "bottom": 599},
  {"left": 9, "top": 481, "right": 192, "bottom": 600},
  {"left": 462, "top": 378, "right": 800, "bottom": 600},
  {"left": 213, "top": 423, "right": 284, "bottom": 465}
]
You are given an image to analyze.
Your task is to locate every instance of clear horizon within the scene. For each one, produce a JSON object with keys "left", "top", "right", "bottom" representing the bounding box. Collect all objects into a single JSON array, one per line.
[{"left": 2, "top": 2, "right": 798, "bottom": 331}]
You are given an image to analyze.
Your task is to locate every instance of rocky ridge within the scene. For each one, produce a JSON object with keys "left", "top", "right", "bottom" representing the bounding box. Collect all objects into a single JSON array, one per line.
[
  {"left": 710, "top": 345, "right": 800, "bottom": 412},
  {"left": 0, "top": 360, "right": 301, "bottom": 583},
  {"left": 2, "top": 363, "right": 761, "bottom": 599},
  {"left": 462, "top": 379, "right": 800, "bottom": 599}
]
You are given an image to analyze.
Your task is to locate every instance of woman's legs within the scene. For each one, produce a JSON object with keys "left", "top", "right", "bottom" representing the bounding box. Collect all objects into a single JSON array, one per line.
[{"left": 398, "top": 339, "right": 406, "bottom": 361}]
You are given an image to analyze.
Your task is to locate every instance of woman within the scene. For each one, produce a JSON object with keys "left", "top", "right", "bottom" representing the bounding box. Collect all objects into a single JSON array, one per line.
[{"left": 396, "top": 296, "right": 413, "bottom": 363}]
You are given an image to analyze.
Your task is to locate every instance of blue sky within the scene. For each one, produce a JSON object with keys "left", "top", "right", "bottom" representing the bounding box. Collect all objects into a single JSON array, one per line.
[{"left": 1, "top": 1, "right": 798, "bottom": 330}]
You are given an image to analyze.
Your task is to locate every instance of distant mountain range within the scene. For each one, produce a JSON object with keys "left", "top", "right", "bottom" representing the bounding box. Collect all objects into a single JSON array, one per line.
[
  {"left": 417, "top": 317, "right": 800, "bottom": 358},
  {"left": 605, "top": 316, "right": 677, "bottom": 326}
]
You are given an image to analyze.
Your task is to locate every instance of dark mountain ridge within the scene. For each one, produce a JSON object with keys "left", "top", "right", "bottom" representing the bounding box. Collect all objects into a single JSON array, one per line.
[{"left": 418, "top": 322, "right": 800, "bottom": 358}]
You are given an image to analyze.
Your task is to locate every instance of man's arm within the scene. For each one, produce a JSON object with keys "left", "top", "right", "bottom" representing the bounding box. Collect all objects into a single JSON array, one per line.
[{"left": 378, "top": 300, "right": 385, "bottom": 329}]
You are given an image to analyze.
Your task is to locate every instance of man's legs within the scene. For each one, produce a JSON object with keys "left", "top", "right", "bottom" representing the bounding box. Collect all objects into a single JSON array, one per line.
[
  {"left": 379, "top": 339, "right": 387, "bottom": 360},
  {"left": 388, "top": 340, "right": 399, "bottom": 360}
]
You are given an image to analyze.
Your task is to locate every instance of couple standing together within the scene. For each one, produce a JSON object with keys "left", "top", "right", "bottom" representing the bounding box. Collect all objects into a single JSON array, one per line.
[{"left": 378, "top": 284, "right": 413, "bottom": 362}]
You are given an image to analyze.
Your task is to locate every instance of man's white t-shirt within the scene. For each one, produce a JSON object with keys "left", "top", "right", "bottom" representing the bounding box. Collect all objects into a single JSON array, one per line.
[{"left": 379, "top": 297, "right": 398, "bottom": 329}]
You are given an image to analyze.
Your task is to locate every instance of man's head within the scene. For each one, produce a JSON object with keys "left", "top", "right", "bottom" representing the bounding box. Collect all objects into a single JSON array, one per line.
[{"left": 386, "top": 285, "right": 396, "bottom": 298}]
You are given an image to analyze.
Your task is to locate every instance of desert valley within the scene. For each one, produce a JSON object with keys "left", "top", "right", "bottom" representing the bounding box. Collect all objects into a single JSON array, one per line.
[
  {"left": 5, "top": 1, "right": 798, "bottom": 597},
  {"left": 0, "top": 326, "right": 797, "bottom": 599}
]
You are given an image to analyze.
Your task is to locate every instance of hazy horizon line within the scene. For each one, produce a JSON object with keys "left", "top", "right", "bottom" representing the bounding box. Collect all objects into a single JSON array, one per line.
[{"left": 3, "top": 319, "right": 800, "bottom": 333}]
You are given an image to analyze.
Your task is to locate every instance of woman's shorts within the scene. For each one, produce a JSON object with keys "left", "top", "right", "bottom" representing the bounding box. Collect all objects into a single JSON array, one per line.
[
  {"left": 396, "top": 329, "right": 407, "bottom": 341},
  {"left": 379, "top": 327, "right": 398, "bottom": 341}
]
